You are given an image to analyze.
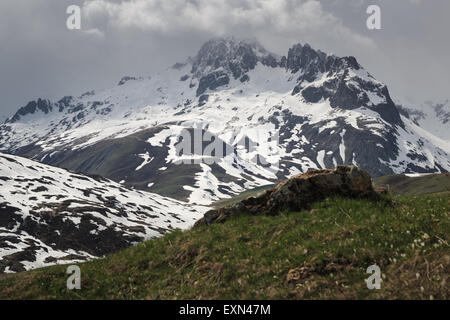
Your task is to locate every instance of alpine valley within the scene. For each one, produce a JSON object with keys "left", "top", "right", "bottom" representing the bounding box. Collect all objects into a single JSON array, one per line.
[{"left": 0, "top": 38, "right": 449, "bottom": 272}]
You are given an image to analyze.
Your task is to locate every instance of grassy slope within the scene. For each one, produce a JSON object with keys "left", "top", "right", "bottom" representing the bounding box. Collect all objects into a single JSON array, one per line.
[
  {"left": 374, "top": 173, "right": 450, "bottom": 196},
  {"left": 0, "top": 193, "right": 448, "bottom": 300}
]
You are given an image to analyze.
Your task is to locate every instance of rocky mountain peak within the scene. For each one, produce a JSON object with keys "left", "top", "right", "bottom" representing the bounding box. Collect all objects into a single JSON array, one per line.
[
  {"left": 284, "top": 42, "right": 361, "bottom": 79},
  {"left": 191, "top": 37, "right": 279, "bottom": 80},
  {"left": 191, "top": 38, "right": 366, "bottom": 100},
  {"left": 285, "top": 43, "right": 327, "bottom": 75},
  {"left": 0, "top": 37, "right": 447, "bottom": 190},
  {"left": 7, "top": 98, "right": 53, "bottom": 123}
]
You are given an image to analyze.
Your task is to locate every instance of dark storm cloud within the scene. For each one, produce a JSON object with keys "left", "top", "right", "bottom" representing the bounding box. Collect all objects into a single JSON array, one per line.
[{"left": 0, "top": 0, "right": 449, "bottom": 120}]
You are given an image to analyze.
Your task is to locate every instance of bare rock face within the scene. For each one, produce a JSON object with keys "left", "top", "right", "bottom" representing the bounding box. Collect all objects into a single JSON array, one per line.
[{"left": 195, "top": 166, "right": 375, "bottom": 226}]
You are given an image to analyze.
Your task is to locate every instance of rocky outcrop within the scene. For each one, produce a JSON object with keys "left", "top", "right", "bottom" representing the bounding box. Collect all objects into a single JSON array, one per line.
[
  {"left": 118, "top": 76, "right": 138, "bottom": 86},
  {"left": 196, "top": 71, "right": 230, "bottom": 96},
  {"left": 195, "top": 166, "right": 376, "bottom": 226},
  {"left": 8, "top": 99, "right": 53, "bottom": 123}
]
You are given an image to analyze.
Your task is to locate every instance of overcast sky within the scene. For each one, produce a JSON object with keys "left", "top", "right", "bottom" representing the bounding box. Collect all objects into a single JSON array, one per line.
[{"left": 0, "top": 0, "right": 449, "bottom": 121}]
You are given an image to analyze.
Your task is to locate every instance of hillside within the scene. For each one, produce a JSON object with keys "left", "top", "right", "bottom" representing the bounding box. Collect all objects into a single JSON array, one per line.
[
  {"left": 0, "top": 152, "right": 207, "bottom": 273},
  {"left": 0, "top": 191, "right": 448, "bottom": 299},
  {"left": 374, "top": 173, "right": 450, "bottom": 196}
]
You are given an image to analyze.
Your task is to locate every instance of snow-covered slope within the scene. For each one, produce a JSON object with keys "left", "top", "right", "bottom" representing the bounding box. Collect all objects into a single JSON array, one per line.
[
  {"left": 396, "top": 99, "right": 450, "bottom": 141},
  {"left": 0, "top": 152, "right": 207, "bottom": 273},
  {"left": 0, "top": 38, "right": 449, "bottom": 206}
]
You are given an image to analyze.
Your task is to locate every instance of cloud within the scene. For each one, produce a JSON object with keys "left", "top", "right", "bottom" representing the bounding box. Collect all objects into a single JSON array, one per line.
[
  {"left": 81, "top": 0, "right": 377, "bottom": 52},
  {"left": 82, "top": 27, "right": 105, "bottom": 37}
]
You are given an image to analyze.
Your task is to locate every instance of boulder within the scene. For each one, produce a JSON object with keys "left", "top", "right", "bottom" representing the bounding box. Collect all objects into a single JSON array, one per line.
[{"left": 195, "top": 166, "right": 376, "bottom": 226}]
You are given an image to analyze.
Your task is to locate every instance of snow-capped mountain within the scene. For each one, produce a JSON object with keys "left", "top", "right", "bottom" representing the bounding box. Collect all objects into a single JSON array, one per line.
[
  {"left": 0, "top": 152, "right": 207, "bottom": 273},
  {"left": 396, "top": 99, "right": 450, "bottom": 141},
  {"left": 0, "top": 38, "right": 449, "bottom": 206}
]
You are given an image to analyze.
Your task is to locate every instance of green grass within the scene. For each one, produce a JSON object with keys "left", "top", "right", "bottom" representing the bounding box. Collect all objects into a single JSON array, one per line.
[
  {"left": 374, "top": 173, "right": 450, "bottom": 196},
  {"left": 0, "top": 192, "right": 448, "bottom": 300}
]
